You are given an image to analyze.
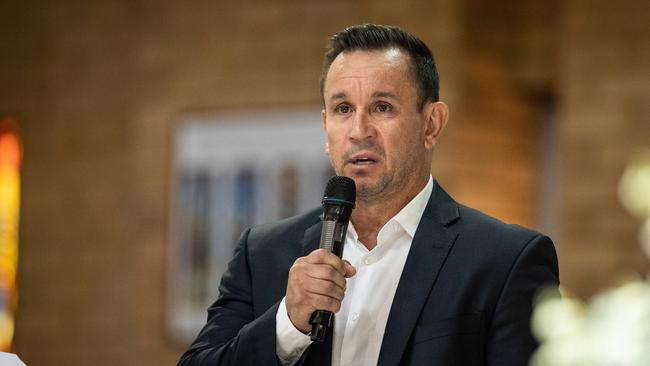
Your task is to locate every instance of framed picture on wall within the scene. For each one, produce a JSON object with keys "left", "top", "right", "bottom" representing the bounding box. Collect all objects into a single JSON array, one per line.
[{"left": 167, "top": 109, "right": 333, "bottom": 343}]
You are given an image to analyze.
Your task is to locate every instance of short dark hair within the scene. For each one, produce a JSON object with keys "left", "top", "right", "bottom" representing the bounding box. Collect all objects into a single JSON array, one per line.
[{"left": 320, "top": 24, "right": 440, "bottom": 110}]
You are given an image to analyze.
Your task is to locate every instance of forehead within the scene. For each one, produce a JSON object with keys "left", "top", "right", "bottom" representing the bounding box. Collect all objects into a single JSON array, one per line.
[
  {"left": 331, "top": 48, "right": 407, "bottom": 69},
  {"left": 323, "top": 49, "right": 414, "bottom": 95}
]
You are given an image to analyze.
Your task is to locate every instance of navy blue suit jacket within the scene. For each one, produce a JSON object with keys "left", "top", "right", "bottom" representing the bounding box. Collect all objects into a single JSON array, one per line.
[{"left": 178, "top": 181, "right": 559, "bottom": 366}]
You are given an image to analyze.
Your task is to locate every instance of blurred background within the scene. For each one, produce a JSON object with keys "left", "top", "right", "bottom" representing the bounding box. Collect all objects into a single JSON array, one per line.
[{"left": 0, "top": 0, "right": 648, "bottom": 364}]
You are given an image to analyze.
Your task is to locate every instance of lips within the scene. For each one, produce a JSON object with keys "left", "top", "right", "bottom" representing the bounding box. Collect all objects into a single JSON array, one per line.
[
  {"left": 347, "top": 151, "right": 381, "bottom": 166},
  {"left": 353, "top": 157, "right": 375, "bottom": 165}
]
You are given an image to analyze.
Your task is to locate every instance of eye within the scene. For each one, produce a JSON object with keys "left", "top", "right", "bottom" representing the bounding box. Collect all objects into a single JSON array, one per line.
[
  {"left": 335, "top": 104, "right": 352, "bottom": 114},
  {"left": 375, "top": 103, "right": 393, "bottom": 113}
]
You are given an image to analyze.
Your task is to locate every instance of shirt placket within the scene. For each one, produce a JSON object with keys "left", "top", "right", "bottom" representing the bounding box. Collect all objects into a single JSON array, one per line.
[{"left": 339, "top": 237, "right": 374, "bottom": 365}]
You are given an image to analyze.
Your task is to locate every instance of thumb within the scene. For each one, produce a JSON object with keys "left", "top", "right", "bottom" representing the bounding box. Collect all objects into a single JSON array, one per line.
[{"left": 343, "top": 260, "right": 357, "bottom": 278}]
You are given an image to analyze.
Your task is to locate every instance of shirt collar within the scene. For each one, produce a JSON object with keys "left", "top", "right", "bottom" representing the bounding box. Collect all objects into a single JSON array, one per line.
[
  {"left": 391, "top": 175, "right": 433, "bottom": 238},
  {"left": 347, "top": 176, "right": 433, "bottom": 240}
]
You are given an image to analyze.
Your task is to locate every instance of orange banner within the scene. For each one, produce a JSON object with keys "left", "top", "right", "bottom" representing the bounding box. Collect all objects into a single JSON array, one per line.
[{"left": 0, "top": 117, "right": 21, "bottom": 351}]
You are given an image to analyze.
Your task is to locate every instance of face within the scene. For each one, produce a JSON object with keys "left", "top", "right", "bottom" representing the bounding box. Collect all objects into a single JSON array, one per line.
[{"left": 322, "top": 49, "right": 446, "bottom": 202}]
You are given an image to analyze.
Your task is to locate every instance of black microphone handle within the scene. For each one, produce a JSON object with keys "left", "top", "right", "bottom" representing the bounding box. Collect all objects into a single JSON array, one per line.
[
  {"left": 310, "top": 211, "right": 350, "bottom": 342},
  {"left": 309, "top": 309, "right": 334, "bottom": 342},
  {"left": 309, "top": 176, "right": 355, "bottom": 342}
]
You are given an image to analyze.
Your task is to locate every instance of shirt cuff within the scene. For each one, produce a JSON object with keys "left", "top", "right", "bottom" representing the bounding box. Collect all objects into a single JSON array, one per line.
[{"left": 276, "top": 297, "right": 313, "bottom": 365}]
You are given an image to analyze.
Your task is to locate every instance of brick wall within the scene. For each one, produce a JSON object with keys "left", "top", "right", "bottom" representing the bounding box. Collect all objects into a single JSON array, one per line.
[
  {"left": 1, "top": 0, "right": 646, "bottom": 364},
  {"left": 558, "top": 0, "right": 650, "bottom": 298}
]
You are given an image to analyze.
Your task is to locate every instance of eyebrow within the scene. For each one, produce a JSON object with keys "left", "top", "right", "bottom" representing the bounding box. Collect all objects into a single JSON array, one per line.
[
  {"left": 327, "top": 91, "right": 401, "bottom": 103},
  {"left": 372, "top": 91, "right": 400, "bottom": 101},
  {"left": 329, "top": 92, "right": 347, "bottom": 102}
]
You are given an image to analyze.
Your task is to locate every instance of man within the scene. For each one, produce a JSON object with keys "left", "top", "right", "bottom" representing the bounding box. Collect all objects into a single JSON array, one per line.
[{"left": 178, "top": 24, "right": 559, "bottom": 366}]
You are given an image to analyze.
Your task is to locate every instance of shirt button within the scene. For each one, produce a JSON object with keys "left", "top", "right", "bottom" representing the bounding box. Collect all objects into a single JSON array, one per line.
[
  {"left": 363, "top": 258, "right": 371, "bottom": 265},
  {"left": 351, "top": 312, "right": 359, "bottom": 321}
]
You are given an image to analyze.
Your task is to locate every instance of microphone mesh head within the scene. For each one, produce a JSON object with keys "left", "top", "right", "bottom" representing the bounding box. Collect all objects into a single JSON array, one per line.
[{"left": 323, "top": 176, "right": 356, "bottom": 206}]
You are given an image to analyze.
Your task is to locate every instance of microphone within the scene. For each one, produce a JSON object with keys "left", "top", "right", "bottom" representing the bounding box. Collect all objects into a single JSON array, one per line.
[{"left": 310, "top": 176, "right": 356, "bottom": 342}]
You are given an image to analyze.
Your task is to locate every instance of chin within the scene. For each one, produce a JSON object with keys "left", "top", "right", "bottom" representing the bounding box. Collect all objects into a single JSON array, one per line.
[
  {"left": 355, "top": 179, "right": 389, "bottom": 200},
  {"left": 348, "top": 175, "right": 374, "bottom": 187}
]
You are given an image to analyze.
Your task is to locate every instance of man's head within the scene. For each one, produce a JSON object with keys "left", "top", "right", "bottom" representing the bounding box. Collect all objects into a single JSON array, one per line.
[
  {"left": 320, "top": 24, "right": 449, "bottom": 205},
  {"left": 320, "top": 24, "right": 439, "bottom": 111}
]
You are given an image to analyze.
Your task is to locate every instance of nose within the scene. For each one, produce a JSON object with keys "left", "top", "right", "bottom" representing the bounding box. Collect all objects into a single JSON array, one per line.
[{"left": 348, "top": 110, "right": 376, "bottom": 142}]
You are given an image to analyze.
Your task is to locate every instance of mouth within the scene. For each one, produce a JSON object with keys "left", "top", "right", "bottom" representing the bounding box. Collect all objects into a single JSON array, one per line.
[
  {"left": 347, "top": 152, "right": 380, "bottom": 166},
  {"left": 352, "top": 157, "right": 376, "bottom": 165}
]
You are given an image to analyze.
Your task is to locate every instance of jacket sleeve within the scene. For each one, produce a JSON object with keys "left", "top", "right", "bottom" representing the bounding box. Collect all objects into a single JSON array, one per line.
[
  {"left": 486, "top": 234, "right": 560, "bottom": 365},
  {"left": 177, "top": 228, "right": 282, "bottom": 366}
]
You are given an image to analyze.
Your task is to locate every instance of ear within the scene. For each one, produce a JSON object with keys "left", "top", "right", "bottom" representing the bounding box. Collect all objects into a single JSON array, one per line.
[
  {"left": 423, "top": 101, "right": 449, "bottom": 150},
  {"left": 321, "top": 109, "right": 327, "bottom": 130},
  {"left": 321, "top": 109, "right": 330, "bottom": 154}
]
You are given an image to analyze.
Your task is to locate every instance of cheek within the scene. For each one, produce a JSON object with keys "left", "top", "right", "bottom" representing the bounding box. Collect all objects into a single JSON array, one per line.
[
  {"left": 384, "top": 127, "right": 409, "bottom": 152},
  {"left": 325, "top": 126, "right": 345, "bottom": 148},
  {"left": 324, "top": 135, "right": 343, "bottom": 161},
  {"left": 385, "top": 127, "right": 421, "bottom": 162}
]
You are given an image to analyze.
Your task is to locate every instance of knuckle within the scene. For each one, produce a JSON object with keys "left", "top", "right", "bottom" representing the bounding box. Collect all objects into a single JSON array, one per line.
[
  {"left": 289, "top": 260, "right": 301, "bottom": 272},
  {"left": 317, "top": 296, "right": 330, "bottom": 308},
  {"left": 336, "top": 286, "right": 345, "bottom": 297},
  {"left": 325, "top": 297, "right": 338, "bottom": 309},
  {"left": 333, "top": 301, "right": 341, "bottom": 312},
  {"left": 290, "top": 259, "right": 309, "bottom": 273},
  {"left": 288, "top": 266, "right": 300, "bottom": 280},
  {"left": 326, "top": 266, "right": 337, "bottom": 278},
  {"left": 311, "top": 249, "right": 325, "bottom": 259},
  {"left": 325, "top": 281, "right": 336, "bottom": 292}
]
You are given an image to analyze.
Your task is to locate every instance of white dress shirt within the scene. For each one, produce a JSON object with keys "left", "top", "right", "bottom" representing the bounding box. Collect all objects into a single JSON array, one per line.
[{"left": 276, "top": 176, "right": 434, "bottom": 365}]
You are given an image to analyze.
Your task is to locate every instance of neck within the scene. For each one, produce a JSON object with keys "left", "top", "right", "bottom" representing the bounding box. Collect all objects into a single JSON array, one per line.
[{"left": 351, "top": 173, "right": 429, "bottom": 250}]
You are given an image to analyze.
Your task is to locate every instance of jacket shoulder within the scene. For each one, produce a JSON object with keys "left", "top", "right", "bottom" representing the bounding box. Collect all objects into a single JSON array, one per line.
[
  {"left": 456, "top": 204, "right": 548, "bottom": 251},
  {"left": 245, "top": 207, "right": 321, "bottom": 252}
]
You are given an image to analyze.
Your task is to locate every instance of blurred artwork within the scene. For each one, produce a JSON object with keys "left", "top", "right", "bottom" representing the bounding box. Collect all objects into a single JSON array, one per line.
[
  {"left": 0, "top": 118, "right": 20, "bottom": 352},
  {"left": 167, "top": 109, "right": 333, "bottom": 343},
  {"left": 532, "top": 150, "right": 650, "bottom": 366},
  {"left": 0, "top": 353, "right": 26, "bottom": 366}
]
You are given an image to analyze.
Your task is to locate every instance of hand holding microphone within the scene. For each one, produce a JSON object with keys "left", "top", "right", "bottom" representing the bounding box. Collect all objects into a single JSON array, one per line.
[{"left": 285, "top": 176, "right": 356, "bottom": 341}]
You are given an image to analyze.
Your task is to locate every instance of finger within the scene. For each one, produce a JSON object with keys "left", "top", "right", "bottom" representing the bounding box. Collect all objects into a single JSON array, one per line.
[
  {"left": 343, "top": 260, "right": 357, "bottom": 278},
  {"left": 303, "top": 278, "right": 345, "bottom": 301},
  {"left": 306, "top": 249, "right": 346, "bottom": 275},
  {"left": 311, "top": 294, "right": 341, "bottom": 313},
  {"left": 304, "top": 264, "right": 347, "bottom": 290}
]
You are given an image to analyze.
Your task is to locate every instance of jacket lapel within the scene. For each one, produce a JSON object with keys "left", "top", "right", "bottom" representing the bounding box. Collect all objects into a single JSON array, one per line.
[
  {"left": 301, "top": 219, "right": 323, "bottom": 256},
  {"left": 377, "top": 182, "right": 460, "bottom": 366}
]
